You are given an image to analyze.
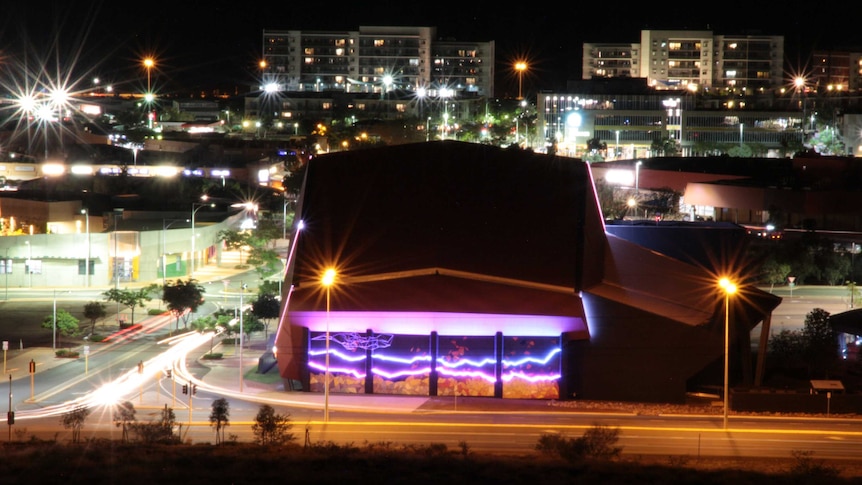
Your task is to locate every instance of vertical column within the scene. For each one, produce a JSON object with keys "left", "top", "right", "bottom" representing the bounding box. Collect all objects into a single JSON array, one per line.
[
  {"left": 494, "top": 332, "right": 503, "bottom": 398},
  {"left": 429, "top": 331, "right": 438, "bottom": 396},
  {"left": 365, "top": 329, "right": 374, "bottom": 395}
]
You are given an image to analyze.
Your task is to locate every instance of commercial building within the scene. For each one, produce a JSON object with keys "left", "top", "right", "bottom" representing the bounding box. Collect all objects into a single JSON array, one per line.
[{"left": 275, "top": 141, "right": 781, "bottom": 403}]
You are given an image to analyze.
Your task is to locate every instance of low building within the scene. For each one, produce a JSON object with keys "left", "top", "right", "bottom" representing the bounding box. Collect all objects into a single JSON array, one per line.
[{"left": 275, "top": 141, "right": 781, "bottom": 403}]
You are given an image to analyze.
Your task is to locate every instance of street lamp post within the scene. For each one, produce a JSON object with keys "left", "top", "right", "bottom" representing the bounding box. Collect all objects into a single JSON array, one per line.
[
  {"left": 143, "top": 58, "right": 154, "bottom": 93},
  {"left": 514, "top": 61, "right": 527, "bottom": 100},
  {"left": 321, "top": 268, "right": 336, "bottom": 422},
  {"left": 191, "top": 197, "right": 214, "bottom": 278},
  {"left": 635, "top": 160, "right": 642, "bottom": 195},
  {"left": 25, "top": 240, "right": 31, "bottom": 288},
  {"left": 81, "top": 209, "right": 89, "bottom": 288},
  {"left": 239, "top": 282, "right": 246, "bottom": 393},
  {"left": 162, "top": 219, "right": 188, "bottom": 287},
  {"left": 719, "top": 277, "right": 737, "bottom": 429}
]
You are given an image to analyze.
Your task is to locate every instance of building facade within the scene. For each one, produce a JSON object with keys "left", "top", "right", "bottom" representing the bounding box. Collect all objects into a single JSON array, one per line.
[
  {"left": 583, "top": 30, "right": 784, "bottom": 92},
  {"left": 536, "top": 89, "right": 804, "bottom": 158},
  {"left": 261, "top": 26, "right": 494, "bottom": 98}
]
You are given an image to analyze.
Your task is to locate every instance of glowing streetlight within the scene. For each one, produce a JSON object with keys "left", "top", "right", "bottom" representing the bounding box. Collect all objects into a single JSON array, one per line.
[
  {"left": 81, "top": 209, "right": 89, "bottom": 288},
  {"left": 719, "top": 277, "right": 738, "bottom": 429},
  {"left": 635, "top": 160, "right": 643, "bottom": 195},
  {"left": 143, "top": 58, "right": 154, "bottom": 93},
  {"left": 191, "top": 196, "right": 215, "bottom": 277},
  {"left": 321, "top": 268, "right": 337, "bottom": 422},
  {"left": 514, "top": 61, "right": 528, "bottom": 100}
]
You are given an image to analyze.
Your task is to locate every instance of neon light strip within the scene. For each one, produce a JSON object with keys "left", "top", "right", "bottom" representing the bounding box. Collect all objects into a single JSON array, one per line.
[
  {"left": 307, "top": 361, "right": 561, "bottom": 383},
  {"left": 309, "top": 347, "right": 561, "bottom": 368},
  {"left": 293, "top": 311, "right": 578, "bottom": 336},
  {"left": 308, "top": 348, "right": 562, "bottom": 383}
]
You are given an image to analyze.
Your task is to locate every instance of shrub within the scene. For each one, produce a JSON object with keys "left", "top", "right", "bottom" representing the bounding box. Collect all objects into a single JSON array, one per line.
[
  {"left": 55, "top": 349, "right": 79, "bottom": 358},
  {"left": 790, "top": 450, "right": 839, "bottom": 479},
  {"left": 202, "top": 353, "right": 223, "bottom": 360},
  {"left": 536, "top": 424, "right": 622, "bottom": 463}
]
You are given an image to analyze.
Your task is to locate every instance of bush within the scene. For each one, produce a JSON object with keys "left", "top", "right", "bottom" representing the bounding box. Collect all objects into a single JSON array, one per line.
[
  {"left": 536, "top": 424, "right": 622, "bottom": 463},
  {"left": 202, "top": 353, "right": 223, "bottom": 360},
  {"left": 55, "top": 349, "right": 79, "bottom": 358}
]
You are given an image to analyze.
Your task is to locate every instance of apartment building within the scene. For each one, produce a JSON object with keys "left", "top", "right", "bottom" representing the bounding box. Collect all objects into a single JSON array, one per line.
[
  {"left": 583, "top": 30, "right": 783, "bottom": 92},
  {"left": 261, "top": 26, "right": 494, "bottom": 98}
]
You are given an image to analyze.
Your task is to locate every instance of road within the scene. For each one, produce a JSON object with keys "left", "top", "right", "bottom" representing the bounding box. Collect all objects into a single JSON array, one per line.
[{"left": 1, "top": 280, "right": 861, "bottom": 462}]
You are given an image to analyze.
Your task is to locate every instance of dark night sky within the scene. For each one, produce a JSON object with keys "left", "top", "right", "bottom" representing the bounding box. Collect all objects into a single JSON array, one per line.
[{"left": 2, "top": 1, "right": 857, "bottom": 98}]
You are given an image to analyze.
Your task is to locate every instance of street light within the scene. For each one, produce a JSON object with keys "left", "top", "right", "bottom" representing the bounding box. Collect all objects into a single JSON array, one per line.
[
  {"left": 162, "top": 219, "right": 188, "bottom": 287},
  {"left": 143, "top": 58, "right": 154, "bottom": 93},
  {"left": 514, "top": 61, "right": 527, "bottom": 100},
  {"left": 25, "top": 240, "right": 31, "bottom": 288},
  {"left": 635, "top": 161, "right": 642, "bottom": 195},
  {"left": 719, "top": 277, "right": 737, "bottom": 429},
  {"left": 81, "top": 209, "right": 89, "bottom": 288},
  {"left": 321, "top": 268, "right": 336, "bottom": 422},
  {"left": 239, "top": 282, "right": 246, "bottom": 393},
  {"left": 191, "top": 197, "right": 215, "bottom": 277}
]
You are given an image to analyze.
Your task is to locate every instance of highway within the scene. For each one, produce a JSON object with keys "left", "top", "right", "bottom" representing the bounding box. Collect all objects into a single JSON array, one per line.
[{"left": 1, "top": 279, "right": 861, "bottom": 462}]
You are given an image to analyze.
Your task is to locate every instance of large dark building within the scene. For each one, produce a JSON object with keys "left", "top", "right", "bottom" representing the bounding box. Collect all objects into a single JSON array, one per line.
[{"left": 275, "top": 141, "right": 781, "bottom": 403}]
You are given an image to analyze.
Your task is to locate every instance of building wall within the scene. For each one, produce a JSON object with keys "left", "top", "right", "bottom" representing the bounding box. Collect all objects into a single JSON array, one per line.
[{"left": 261, "top": 26, "right": 492, "bottom": 98}]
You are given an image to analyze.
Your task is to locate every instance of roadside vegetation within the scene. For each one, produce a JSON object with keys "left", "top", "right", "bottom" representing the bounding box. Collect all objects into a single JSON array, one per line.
[{"left": 2, "top": 405, "right": 854, "bottom": 483}]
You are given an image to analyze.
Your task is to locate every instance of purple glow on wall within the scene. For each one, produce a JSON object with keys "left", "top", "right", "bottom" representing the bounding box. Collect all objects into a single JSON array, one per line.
[
  {"left": 292, "top": 311, "right": 580, "bottom": 336},
  {"left": 308, "top": 347, "right": 562, "bottom": 383}
]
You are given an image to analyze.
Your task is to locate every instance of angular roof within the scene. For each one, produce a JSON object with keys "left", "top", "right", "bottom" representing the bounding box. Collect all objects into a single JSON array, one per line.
[{"left": 289, "top": 141, "right": 600, "bottom": 294}]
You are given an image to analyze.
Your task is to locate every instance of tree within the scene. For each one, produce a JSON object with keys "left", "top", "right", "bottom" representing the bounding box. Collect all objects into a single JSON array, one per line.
[
  {"left": 218, "top": 229, "right": 251, "bottom": 266},
  {"left": 761, "top": 258, "right": 791, "bottom": 293},
  {"left": 61, "top": 406, "right": 91, "bottom": 444},
  {"left": 246, "top": 245, "right": 282, "bottom": 278},
  {"left": 41, "top": 309, "right": 81, "bottom": 348},
  {"left": 82, "top": 301, "right": 107, "bottom": 335},
  {"left": 252, "top": 293, "right": 281, "bottom": 340},
  {"left": 209, "top": 398, "right": 230, "bottom": 445},
  {"left": 802, "top": 308, "right": 839, "bottom": 378},
  {"left": 251, "top": 404, "right": 294, "bottom": 445},
  {"left": 103, "top": 284, "right": 159, "bottom": 326},
  {"left": 113, "top": 401, "right": 136, "bottom": 443},
  {"left": 162, "top": 279, "right": 206, "bottom": 331}
]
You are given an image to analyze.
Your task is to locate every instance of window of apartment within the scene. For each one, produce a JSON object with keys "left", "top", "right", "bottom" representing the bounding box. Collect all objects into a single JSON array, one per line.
[
  {"left": 335, "top": 48, "right": 345, "bottom": 56},
  {"left": 78, "top": 259, "right": 94, "bottom": 276},
  {"left": 322, "top": 102, "right": 331, "bottom": 110},
  {"left": 356, "top": 103, "right": 366, "bottom": 111},
  {"left": 335, "top": 39, "right": 346, "bottom": 47},
  {"left": 726, "top": 70, "right": 737, "bottom": 78},
  {"left": 0, "top": 259, "right": 11, "bottom": 274},
  {"left": 304, "top": 57, "right": 314, "bottom": 64},
  {"left": 374, "top": 39, "right": 385, "bottom": 47},
  {"left": 669, "top": 42, "right": 681, "bottom": 51},
  {"left": 304, "top": 48, "right": 315, "bottom": 55}
]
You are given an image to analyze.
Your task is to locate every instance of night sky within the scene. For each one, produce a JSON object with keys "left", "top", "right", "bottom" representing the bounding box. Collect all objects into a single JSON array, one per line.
[{"left": 2, "top": 1, "right": 856, "bottom": 98}]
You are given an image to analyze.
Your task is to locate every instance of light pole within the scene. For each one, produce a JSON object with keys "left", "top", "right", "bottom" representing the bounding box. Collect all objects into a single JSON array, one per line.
[
  {"left": 52, "top": 289, "right": 56, "bottom": 352},
  {"left": 191, "top": 197, "right": 214, "bottom": 277},
  {"left": 635, "top": 161, "right": 642, "bottom": 195},
  {"left": 143, "top": 58, "right": 154, "bottom": 93},
  {"left": 81, "top": 209, "right": 89, "bottom": 288},
  {"left": 239, "top": 282, "right": 246, "bottom": 393},
  {"left": 514, "top": 61, "right": 527, "bottom": 100},
  {"left": 162, "top": 219, "right": 188, "bottom": 287},
  {"left": 25, "top": 240, "right": 31, "bottom": 288},
  {"left": 719, "top": 277, "right": 737, "bottom": 429},
  {"left": 321, "top": 268, "right": 336, "bottom": 422}
]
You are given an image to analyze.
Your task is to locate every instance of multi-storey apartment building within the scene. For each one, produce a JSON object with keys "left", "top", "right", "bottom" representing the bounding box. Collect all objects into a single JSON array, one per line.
[
  {"left": 583, "top": 30, "right": 783, "bottom": 92},
  {"left": 261, "top": 26, "right": 494, "bottom": 98}
]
